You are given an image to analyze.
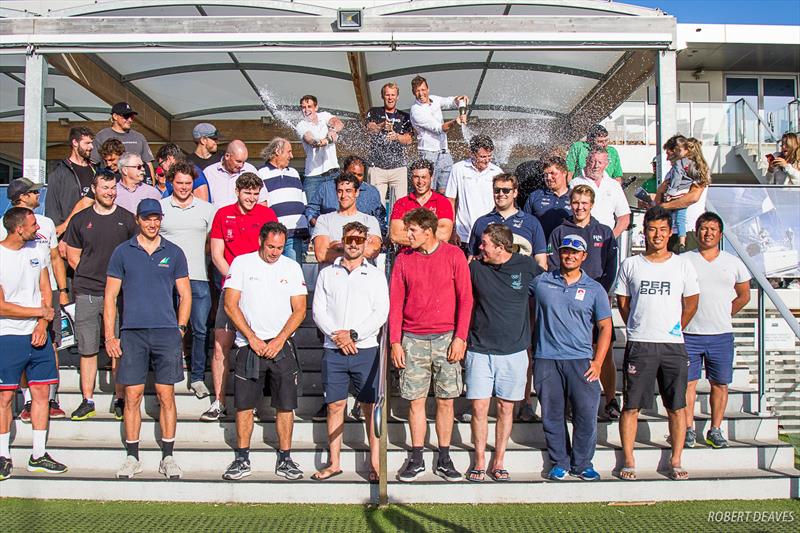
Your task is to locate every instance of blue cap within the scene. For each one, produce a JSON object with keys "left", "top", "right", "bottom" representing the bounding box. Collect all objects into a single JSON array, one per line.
[
  {"left": 136, "top": 198, "right": 163, "bottom": 218},
  {"left": 559, "top": 234, "right": 587, "bottom": 252}
]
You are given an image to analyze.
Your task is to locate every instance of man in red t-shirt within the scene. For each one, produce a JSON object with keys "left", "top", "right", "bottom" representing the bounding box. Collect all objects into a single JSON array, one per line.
[
  {"left": 389, "top": 159, "right": 453, "bottom": 246},
  {"left": 202, "top": 173, "right": 277, "bottom": 421}
]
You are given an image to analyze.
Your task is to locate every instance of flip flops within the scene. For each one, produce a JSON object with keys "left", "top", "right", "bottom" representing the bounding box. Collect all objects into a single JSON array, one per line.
[
  {"left": 618, "top": 467, "right": 636, "bottom": 481},
  {"left": 489, "top": 469, "right": 510, "bottom": 482},
  {"left": 466, "top": 469, "right": 485, "bottom": 482},
  {"left": 668, "top": 466, "right": 689, "bottom": 481},
  {"left": 311, "top": 469, "right": 343, "bottom": 481}
]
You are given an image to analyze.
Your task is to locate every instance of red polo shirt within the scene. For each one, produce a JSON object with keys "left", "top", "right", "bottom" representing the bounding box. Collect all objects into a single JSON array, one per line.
[
  {"left": 210, "top": 203, "right": 278, "bottom": 267},
  {"left": 390, "top": 191, "right": 454, "bottom": 221}
]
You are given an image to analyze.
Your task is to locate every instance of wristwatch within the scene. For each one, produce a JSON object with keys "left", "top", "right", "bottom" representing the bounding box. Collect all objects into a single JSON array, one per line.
[
  {"left": 349, "top": 329, "right": 358, "bottom": 342},
  {"left": 58, "top": 288, "right": 69, "bottom": 294},
  {"left": 178, "top": 325, "right": 188, "bottom": 334}
]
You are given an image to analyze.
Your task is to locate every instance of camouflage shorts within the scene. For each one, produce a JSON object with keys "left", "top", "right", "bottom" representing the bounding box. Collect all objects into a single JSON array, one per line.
[{"left": 399, "top": 332, "right": 463, "bottom": 400}]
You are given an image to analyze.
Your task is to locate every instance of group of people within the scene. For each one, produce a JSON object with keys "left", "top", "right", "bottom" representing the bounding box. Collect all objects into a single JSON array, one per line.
[{"left": 0, "top": 74, "right": 752, "bottom": 485}]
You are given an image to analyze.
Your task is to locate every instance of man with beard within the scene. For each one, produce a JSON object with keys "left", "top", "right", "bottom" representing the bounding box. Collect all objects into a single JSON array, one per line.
[{"left": 45, "top": 127, "right": 97, "bottom": 236}]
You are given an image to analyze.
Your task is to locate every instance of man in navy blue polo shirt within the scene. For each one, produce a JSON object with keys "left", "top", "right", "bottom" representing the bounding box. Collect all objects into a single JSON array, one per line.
[
  {"left": 523, "top": 156, "right": 572, "bottom": 240},
  {"left": 104, "top": 199, "right": 192, "bottom": 480},
  {"left": 468, "top": 173, "right": 547, "bottom": 269},
  {"left": 531, "top": 234, "right": 613, "bottom": 482}
]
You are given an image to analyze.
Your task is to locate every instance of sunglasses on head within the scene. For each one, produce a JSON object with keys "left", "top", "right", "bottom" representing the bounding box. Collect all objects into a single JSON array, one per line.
[
  {"left": 343, "top": 235, "right": 366, "bottom": 245},
  {"left": 561, "top": 238, "right": 584, "bottom": 250},
  {"left": 493, "top": 187, "right": 514, "bottom": 195}
]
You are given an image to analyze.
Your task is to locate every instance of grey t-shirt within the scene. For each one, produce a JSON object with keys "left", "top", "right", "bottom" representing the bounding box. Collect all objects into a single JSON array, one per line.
[
  {"left": 90, "top": 127, "right": 154, "bottom": 164},
  {"left": 159, "top": 197, "right": 217, "bottom": 281},
  {"left": 312, "top": 211, "right": 381, "bottom": 242}
]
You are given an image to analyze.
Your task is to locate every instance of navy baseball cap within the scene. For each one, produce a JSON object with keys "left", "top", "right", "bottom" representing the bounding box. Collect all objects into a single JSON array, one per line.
[
  {"left": 559, "top": 234, "right": 587, "bottom": 252},
  {"left": 111, "top": 102, "right": 137, "bottom": 116},
  {"left": 136, "top": 198, "right": 163, "bottom": 218}
]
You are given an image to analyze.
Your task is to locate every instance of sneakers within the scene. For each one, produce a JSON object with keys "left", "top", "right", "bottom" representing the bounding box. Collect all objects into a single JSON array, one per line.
[
  {"left": 349, "top": 402, "right": 363, "bottom": 421},
  {"left": 547, "top": 465, "right": 568, "bottom": 480},
  {"left": 705, "top": 427, "right": 729, "bottom": 449},
  {"left": 19, "top": 401, "right": 31, "bottom": 423},
  {"left": 276, "top": 457, "right": 303, "bottom": 480},
  {"left": 570, "top": 467, "right": 601, "bottom": 481},
  {"left": 49, "top": 399, "right": 66, "bottom": 419},
  {"left": 0, "top": 457, "right": 12, "bottom": 480},
  {"left": 190, "top": 381, "right": 210, "bottom": 400},
  {"left": 434, "top": 458, "right": 462, "bottom": 482},
  {"left": 398, "top": 460, "right": 426, "bottom": 482},
  {"left": 685, "top": 428, "right": 697, "bottom": 448},
  {"left": 312, "top": 404, "right": 327, "bottom": 422},
  {"left": 158, "top": 456, "right": 183, "bottom": 480},
  {"left": 116, "top": 455, "right": 143, "bottom": 479},
  {"left": 113, "top": 398, "right": 125, "bottom": 421},
  {"left": 27, "top": 452, "right": 67, "bottom": 474},
  {"left": 604, "top": 398, "right": 621, "bottom": 420},
  {"left": 517, "top": 403, "right": 536, "bottom": 422},
  {"left": 70, "top": 399, "right": 96, "bottom": 421},
  {"left": 222, "top": 457, "right": 252, "bottom": 480},
  {"left": 200, "top": 400, "right": 225, "bottom": 422},
  {"left": 456, "top": 407, "right": 472, "bottom": 423}
]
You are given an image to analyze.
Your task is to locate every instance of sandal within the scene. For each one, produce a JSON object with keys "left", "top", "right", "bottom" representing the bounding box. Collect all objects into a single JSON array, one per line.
[
  {"left": 466, "top": 468, "right": 485, "bottom": 482},
  {"left": 489, "top": 469, "right": 510, "bottom": 482},
  {"left": 311, "top": 469, "right": 343, "bottom": 481},
  {"left": 668, "top": 466, "right": 689, "bottom": 481},
  {"left": 618, "top": 467, "right": 636, "bottom": 481}
]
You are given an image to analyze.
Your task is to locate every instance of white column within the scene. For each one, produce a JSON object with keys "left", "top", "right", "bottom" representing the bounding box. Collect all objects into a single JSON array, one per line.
[
  {"left": 23, "top": 51, "right": 48, "bottom": 184},
  {"left": 654, "top": 49, "right": 677, "bottom": 183}
]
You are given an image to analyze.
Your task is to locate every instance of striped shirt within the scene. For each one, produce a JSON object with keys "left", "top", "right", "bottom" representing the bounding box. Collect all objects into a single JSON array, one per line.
[{"left": 257, "top": 162, "right": 309, "bottom": 237}]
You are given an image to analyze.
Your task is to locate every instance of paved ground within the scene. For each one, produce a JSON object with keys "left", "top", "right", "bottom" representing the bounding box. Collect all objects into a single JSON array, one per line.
[{"left": 3, "top": 498, "right": 799, "bottom": 532}]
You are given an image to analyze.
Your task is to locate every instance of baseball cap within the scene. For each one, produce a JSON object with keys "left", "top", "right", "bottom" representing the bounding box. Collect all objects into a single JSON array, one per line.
[
  {"left": 192, "top": 123, "right": 220, "bottom": 140},
  {"left": 558, "top": 234, "right": 587, "bottom": 252},
  {"left": 111, "top": 102, "right": 137, "bottom": 116},
  {"left": 7, "top": 178, "right": 43, "bottom": 201},
  {"left": 136, "top": 198, "right": 163, "bottom": 218}
]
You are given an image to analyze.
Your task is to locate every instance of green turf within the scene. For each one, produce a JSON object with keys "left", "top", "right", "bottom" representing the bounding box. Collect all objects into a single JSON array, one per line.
[
  {"left": 779, "top": 432, "right": 800, "bottom": 469},
  {"left": 2, "top": 499, "right": 799, "bottom": 532}
]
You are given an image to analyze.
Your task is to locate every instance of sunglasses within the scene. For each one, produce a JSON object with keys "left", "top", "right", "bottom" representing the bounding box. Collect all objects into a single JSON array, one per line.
[
  {"left": 560, "top": 238, "right": 585, "bottom": 250},
  {"left": 124, "top": 165, "right": 145, "bottom": 170},
  {"left": 343, "top": 235, "right": 366, "bottom": 245},
  {"left": 493, "top": 187, "right": 514, "bottom": 195}
]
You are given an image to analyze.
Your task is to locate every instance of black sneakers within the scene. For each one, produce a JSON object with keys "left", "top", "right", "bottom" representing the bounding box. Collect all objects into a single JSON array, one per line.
[
  {"left": 398, "top": 460, "right": 426, "bottom": 482},
  {"left": 70, "top": 399, "right": 96, "bottom": 421},
  {"left": 0, "top": 456, "right": 12, "bottom": 480},
  {"left": 434, "top": 458, "right": 462, "bottom": 482},
  {"left": 222, "top": 458, "right": 252, "bottom": 480},
  {"left": 276, "top": 457, "right": 303, "bottom": 480},
  {"left": 27, "top": 453, "right": 68, "bottom": 474}
]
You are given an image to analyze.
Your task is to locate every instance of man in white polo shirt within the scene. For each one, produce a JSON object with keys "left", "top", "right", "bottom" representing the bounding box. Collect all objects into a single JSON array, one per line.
[
  {"left": 409, "top": 75, "right": 468, "bottom": 193},
  {"left": 445, "top": 135, "right": 503, "bottom": 249},
  {"left": 202, "top": 140, "right": 263, "bottom": 208},
  {"left": 159, "top": 161, "right": 217, "bottom": 399},
  {"left": 570, "top": 148, "right": 630, "bottom": 238},
  {"left": 221, "top": 221, "right": 307, "bottom": 481},
  {"left": 683, "top": 212, "right": 751, "bottom": 449},
  {"left": 295, "top": 95, "right": 344, "bottom": 207},
  {"left": 311, "top": 221, "right": 389, "bottom": 482}
]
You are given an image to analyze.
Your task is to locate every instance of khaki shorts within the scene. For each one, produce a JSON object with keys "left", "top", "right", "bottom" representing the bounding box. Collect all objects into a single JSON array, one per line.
[{"left": 399, "top": 332, "right": 463, "bottom": 400}]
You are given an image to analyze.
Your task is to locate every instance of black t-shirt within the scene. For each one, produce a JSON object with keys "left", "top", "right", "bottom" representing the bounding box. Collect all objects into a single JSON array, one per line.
[
  {"left": 365, "top": 107, "right": 412, "bottom": 169},
  {"left": 186, "top": 151, "right": 223, "bottom": 171},
  {"left": 468, "top": 253, "right": 542, "bottom": 355},
  {"left": 64, "top": 206, "right": 137, "bottom": 296},
  {"left": 73, "top": 163, "right": 96, "bottom": 200}
]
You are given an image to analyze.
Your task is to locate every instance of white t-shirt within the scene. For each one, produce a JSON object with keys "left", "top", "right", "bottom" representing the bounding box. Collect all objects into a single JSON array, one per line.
[
  {"left": 615, "top": 253, "right": 700, "bottom": 343},
  {"left": 0, "top": 242, "right": 47, "bottom": 335},
  {"left": 312, "top": 211, "right": 381, "bottom": 242},
  {"left": 159, "top": 196, "right": 217, "bottom": 281},
  {"left": 445, "top": 159, "right": 504, "bottom": 241},
  {"left": 684, "top": 250, "right": 751, "bottom": 334},
  {"left": 0, "top": 214, "right": 57, "bottom": 289},
  {"left": 225, "top": 252, "right": 307, "bottom": 347},
  {"left": 410, "top": 95, "right": 457, "bottom": 152},
  {"left": 570, "top": 174, "right": 631, "bottom": 231},
  {"left": 295, "top": 111, "right": 338, "bottom": 177},
  {"left": 685, "top": 186, "right": 708, "bottom": 233}
]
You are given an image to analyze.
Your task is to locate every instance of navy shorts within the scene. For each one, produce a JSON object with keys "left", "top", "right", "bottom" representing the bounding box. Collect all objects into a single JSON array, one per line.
[
  {"left": 116, "top": 328, "right": 184, "bottom": 386},
  {"left": 684, "top": 333, "right": 735, "bottom": 384},
  {"left": 622, "top": 341, "right": 688, "bottom": 411},
  {"left": 0, "top": 334, "right": 58, "bottom": 390},
  {"left": 321, "top": 346, "right": 379, "bottom": 404}
]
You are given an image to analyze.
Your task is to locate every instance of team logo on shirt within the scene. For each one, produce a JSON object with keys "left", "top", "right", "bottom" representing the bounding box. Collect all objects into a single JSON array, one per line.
[
  {"left": 575, "top": 288, "right": 586, "bottom": 301},
  {"left": 510, "top": 273, "right": 522, "bottom": 290},
  {"left": 511, "top": 218, "right": 523, "bottom": 229},
  {"left": 280, "top": 278, "right": 288, "bottom": 284},
  {"left": 669, "top": 322, "right": 682, "bottom": 337},
  {"left": 627, "top": 364, "right": 637, "bottom": 375},
  {"left": 158, "top": 257, "right": 171, "bottom": 268},
  {"left": 639, "top": 280, "right": 671, "bottom": 295},
  {"left": 87, "top": 222, "right": 93, "bottom": 229},
  {"left": 30, "top": 258, "right": 40, "bottom": 267},
  {"left": 592, "top": 234, "right": 603, "bottom": 242}
]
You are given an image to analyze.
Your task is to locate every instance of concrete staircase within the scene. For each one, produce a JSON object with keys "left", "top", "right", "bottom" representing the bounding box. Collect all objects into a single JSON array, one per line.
[
  {"left": 734, "top": 143, "right": 776, "bottom": 183},
  {"left": 3, "top": 286, "right": 798, "bottom": 503}
]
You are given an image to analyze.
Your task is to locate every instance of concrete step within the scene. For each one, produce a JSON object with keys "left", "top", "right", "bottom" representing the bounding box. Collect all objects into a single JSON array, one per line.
[
  {"left": 1, "top": 467, "right": 796, "bottom": 504},
  {"left": 10, "top": 411, "right": 781, "bottom": 447},
  {"left": 8, "top": 436, "right": 795, "bottom": 473}
]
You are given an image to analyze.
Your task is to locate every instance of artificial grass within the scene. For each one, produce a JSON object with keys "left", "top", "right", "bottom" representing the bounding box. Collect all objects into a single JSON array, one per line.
[{"left": 2, "top": 498, "right": 799, "bottom": 532}]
